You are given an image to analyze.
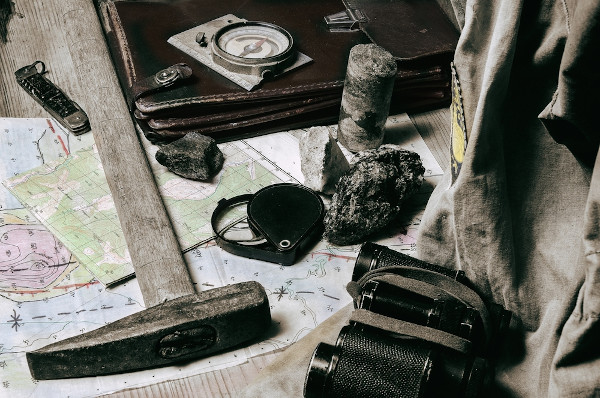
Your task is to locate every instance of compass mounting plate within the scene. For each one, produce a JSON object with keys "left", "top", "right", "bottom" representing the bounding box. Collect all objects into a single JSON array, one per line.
[{"left": 168, "top": 15, "right": 312, "bottom": 91}]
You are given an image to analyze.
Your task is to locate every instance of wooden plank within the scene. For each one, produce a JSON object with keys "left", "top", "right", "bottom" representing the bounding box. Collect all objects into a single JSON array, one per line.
[
  {"left": 101, "top": 351, "right": 281, "bottom": 398},
  {"left": 411, "top": 107, "right": 451, "bottom": 173}
]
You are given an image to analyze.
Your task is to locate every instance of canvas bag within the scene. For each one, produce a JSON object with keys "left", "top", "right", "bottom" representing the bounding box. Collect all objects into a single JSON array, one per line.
[{"left": 418, "top": 0, "right": 600, "bottom": 396}]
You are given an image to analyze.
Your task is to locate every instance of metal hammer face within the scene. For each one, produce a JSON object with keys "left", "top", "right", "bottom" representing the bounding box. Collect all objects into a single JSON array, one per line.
[{"left": 26, "top": 281, "right": 271, "bottom": 379}]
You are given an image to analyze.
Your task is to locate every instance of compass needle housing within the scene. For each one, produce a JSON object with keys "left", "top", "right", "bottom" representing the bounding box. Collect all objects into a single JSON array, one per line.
[{"left": 212, "top": 21, "right": 296, "bottom": 77}]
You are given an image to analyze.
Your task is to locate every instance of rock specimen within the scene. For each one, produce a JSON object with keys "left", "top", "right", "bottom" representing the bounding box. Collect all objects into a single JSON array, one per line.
[
  {"left": 337, "top": 44, "right": 397, "bottom": 152},
  {"left": 324, "top": 145, "right": 425, "bottom": 245},
  {"left": 300, "top": 126, "right": 350, "bottom": 195},
  {"left": 155, "top": 132, "right": 224, "bottom": 181}
]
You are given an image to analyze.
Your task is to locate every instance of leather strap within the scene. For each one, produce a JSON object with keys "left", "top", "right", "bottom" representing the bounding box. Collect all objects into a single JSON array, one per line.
[
  {"left": 350, "top": 309, "right": 474, "bottom": 354},
  {"left": 127, "top": 63, "right": 193, "bottom": 110},
  {"left": 351, "top": 265, "right": 492, "bottom": 347}
]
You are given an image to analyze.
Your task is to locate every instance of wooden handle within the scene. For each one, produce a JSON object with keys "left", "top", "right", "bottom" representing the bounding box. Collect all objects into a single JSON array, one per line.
[{"left": 63, "top": 1, "right": 195, "bottom": 307}]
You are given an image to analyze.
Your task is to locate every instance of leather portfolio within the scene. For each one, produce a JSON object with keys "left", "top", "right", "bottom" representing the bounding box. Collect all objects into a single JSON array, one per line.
[{"left": 98, "top": 0, "right": 459, "bottom": 143}]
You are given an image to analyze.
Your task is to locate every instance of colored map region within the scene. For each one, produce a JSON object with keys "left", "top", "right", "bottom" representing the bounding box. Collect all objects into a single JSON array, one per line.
[
  {"left": 5, "top": 146, "right": 131, "bottom": 286},
  {"left": 0, "top": 208, "right": 95, "bottom": 302},
  {"left": 0, "top": 118, "right": 96, "bottom": 305},
  {"left": 5, "top": 138, "right": 296, "bottom": 286},
  {"left": 0, "top": 118, "right": 92, "bottom": 210},
  {"left": 149, "top": 139, "right": 293, "bottom": 250}
]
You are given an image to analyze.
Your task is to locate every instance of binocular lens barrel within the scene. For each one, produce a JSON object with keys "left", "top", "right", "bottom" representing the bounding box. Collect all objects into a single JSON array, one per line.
[
  {"left": 305, "top": 325, "right": 487, "bottom": 398},
  {"left": 305, "top": 326, "right": 433, "bottom": 398},
  {"left": 354, "top": 242, "right": 466, "bottom": 282}
]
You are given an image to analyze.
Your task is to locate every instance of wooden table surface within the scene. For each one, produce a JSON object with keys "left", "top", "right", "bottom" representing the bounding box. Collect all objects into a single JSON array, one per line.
[{"left": 0, "top": 1, "right": 450, "bottom": 396}]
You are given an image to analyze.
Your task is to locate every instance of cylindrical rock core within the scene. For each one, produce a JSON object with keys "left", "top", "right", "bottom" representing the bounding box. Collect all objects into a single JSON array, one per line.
[{"left": 337, "top": 44, "right": 397, "bottom": 152}]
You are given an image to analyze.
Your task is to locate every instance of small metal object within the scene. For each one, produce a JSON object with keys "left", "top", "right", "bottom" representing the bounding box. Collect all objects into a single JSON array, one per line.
[
  {"left": 195, "top": 31, "right": 208, "bottom": 47},
  {"left": 168, "top": 14, "right": 312, "bottom": 91},
  {"left": 15, "top": 61, "right": 90, "bottom": 135},
  {"left": 324, "top": 8, "right": 368, "bottom": 32},
  {"left": 127, "top": 63, "right": 193, "bottom": 109},
  {"left": 154, "top": 66, "right": 182, "bottom": 85}
]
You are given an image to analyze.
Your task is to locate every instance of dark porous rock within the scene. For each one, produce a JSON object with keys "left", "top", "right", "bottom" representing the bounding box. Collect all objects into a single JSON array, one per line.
[
  {"left": 155, "top": 132, "right": 224, "bottom": 181},
  {"left": 324, "top": 144, "right": 425, "bottom": 245}
]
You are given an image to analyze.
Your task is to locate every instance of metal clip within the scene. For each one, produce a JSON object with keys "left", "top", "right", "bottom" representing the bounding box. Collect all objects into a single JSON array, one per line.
[
  {"left": 154, "top": 65, "right": 184, "bottom": 86},
  {"left": 324, "top": 8, "right": 367, "bottom": 32},
  {"left": 127, "top": 63, "right": 193, "bottom": 109}
]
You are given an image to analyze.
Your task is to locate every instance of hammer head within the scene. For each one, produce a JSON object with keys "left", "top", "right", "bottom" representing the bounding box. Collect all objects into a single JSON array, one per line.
[{"left": 27, "top": 281, "right": 271, "bottom": 379}]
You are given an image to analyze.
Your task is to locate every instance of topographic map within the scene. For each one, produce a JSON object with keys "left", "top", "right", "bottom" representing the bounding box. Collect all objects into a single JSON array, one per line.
[
  {"left": 0, "top": 115, "right": 442, "bottom": 397},
  {"left": 0, "top": 118, "right": 96, "bottom": 305},
  {"left": 5, "top": 137, "right": 296, "bottom": 286}
]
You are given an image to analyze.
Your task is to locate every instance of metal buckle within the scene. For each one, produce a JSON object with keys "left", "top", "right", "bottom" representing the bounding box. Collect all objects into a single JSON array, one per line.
[
  {"left": 154, "top": 66, "right": 181, "bottom": 86},
  {"left": 324, "top": 8, "right": 368, "bottom": 32}
]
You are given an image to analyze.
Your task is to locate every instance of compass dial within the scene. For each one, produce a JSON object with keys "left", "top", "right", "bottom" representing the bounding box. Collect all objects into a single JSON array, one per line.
[
  {"left": 214, "top": 22, "right": 294, "bottom": 62},
  {"left": 210, "top": 20, "right": 298, "bottom": 79},
  {"left": 220, "top": 30, "right": 288, "bottom": 59}
]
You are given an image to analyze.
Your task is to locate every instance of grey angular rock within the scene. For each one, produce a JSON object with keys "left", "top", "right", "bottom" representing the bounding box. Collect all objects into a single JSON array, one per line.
[
  {"left": 155, "top": 132, "right": 224, "bottom": 181},
  {"left": 300, "top": 126, "right": 350, "bottom": 195},
  {"left": 324, "top": 144, "right": 425, "bottom": 245}
]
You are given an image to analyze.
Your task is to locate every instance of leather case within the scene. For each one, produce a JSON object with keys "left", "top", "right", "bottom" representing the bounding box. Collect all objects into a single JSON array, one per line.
[{"left": 99, "top": 0, "right": 459, "bottom": 143}]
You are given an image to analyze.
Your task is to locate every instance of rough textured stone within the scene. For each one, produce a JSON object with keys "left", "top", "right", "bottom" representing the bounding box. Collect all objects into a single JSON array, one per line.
[
  {"left": 337, "top": 44, "right": 397, "bottom": 152},
  {"left": 324, "top": 144, "right": 425, "bottom": 245},
  {"left": 155, "top": 132, "right": 224, "bottom": 181},
  {"left": 300, "top": 126, "right": 350, "bottom": 195}
]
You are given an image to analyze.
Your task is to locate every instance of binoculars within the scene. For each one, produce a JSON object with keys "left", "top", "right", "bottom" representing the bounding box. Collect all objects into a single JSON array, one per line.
[{"left": 304, "top": 242, "right": 511, "bottom": 398}]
